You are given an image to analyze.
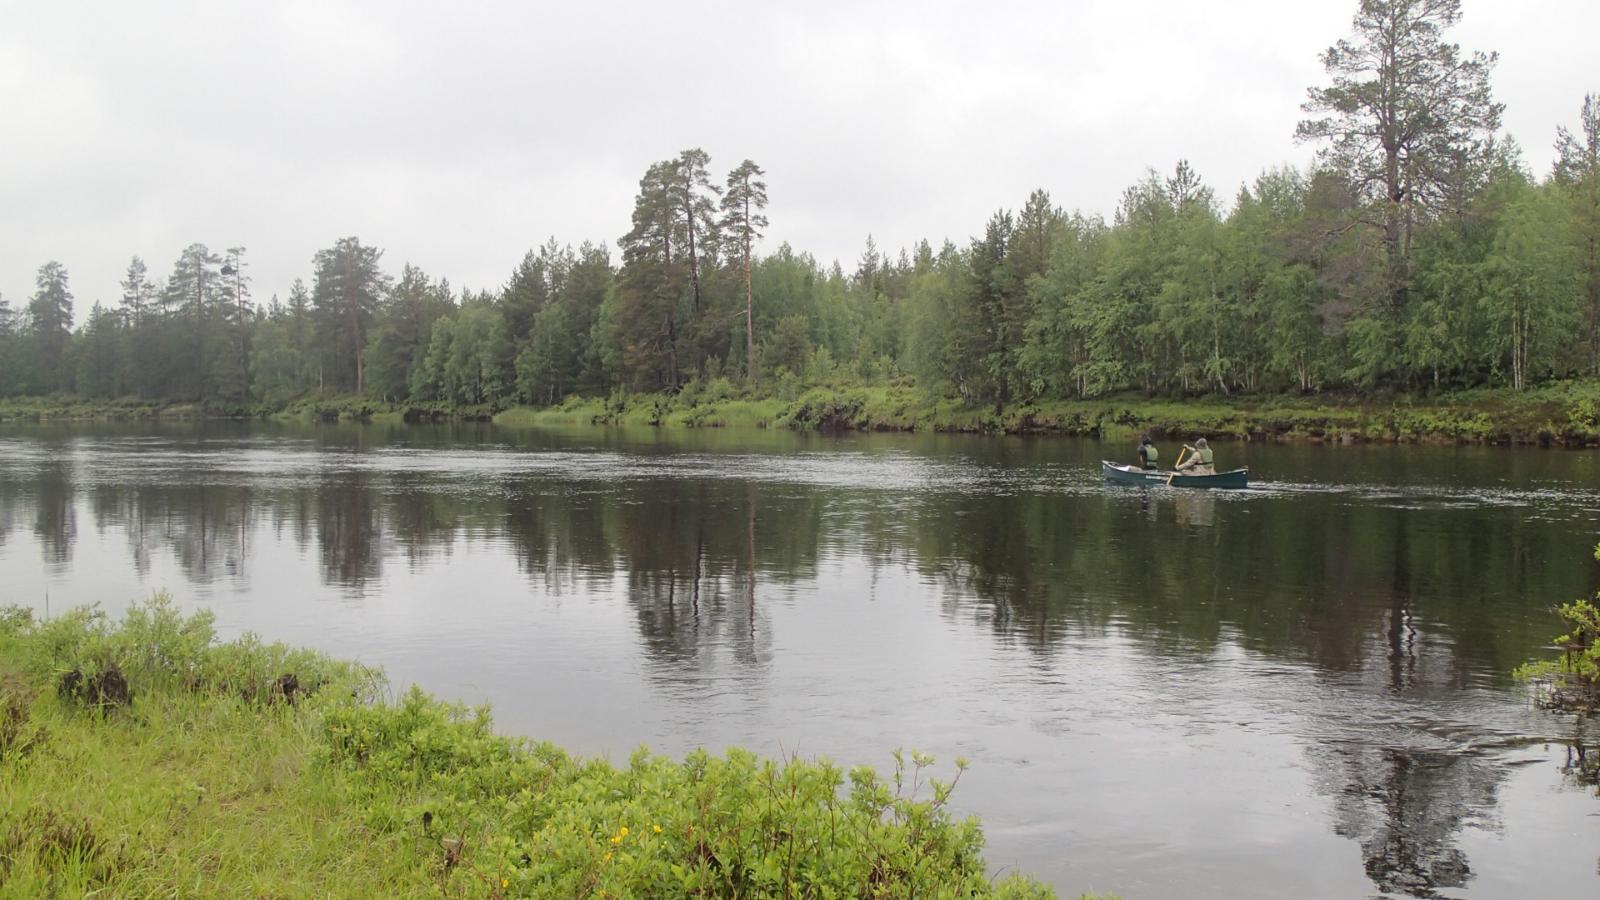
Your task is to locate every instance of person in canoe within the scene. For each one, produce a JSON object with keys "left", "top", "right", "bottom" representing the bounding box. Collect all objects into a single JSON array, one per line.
[
  {"left": 1176, "top": 437, "right": 1215, "bottom": 475},
  {"left": 1137, "top": 435, "right": 1160, "bottom": 470}
]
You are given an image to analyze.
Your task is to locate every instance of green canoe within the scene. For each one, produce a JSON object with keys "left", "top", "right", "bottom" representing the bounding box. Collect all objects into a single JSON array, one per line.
[{"left": 1101, "top": 460, "right": 1249, "bottom": 489}]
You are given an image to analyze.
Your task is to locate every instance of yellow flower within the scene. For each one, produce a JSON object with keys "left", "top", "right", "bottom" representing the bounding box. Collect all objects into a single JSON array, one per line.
[
  {"left": 652, "top": 824, "right": 662, "bottom": 834},
  {"left": 603, "top": 851, "right": 613, "bottom": 862},
  {"left": 618, "top": 826, "right": 629, "bottom": 838},
  {"left": 502, "top": 878, "right": 509, "bottom": 889}
]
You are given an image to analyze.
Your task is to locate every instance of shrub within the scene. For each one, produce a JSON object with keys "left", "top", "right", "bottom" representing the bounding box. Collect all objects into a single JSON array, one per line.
[
  {"left": 320, "top": 692, "right": 1053, "bottom": 897},
  {"left": 1515, "top": 544, "right": 1600, "bottom": 713},
  {"left": 0, "top": 598, "right": 1071, "bottom": 897}
]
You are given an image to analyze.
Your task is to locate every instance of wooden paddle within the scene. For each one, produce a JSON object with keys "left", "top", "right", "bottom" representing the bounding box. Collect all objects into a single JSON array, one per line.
[{"left": 1166, "top": 447, "right": 1188, "bottom": 485}]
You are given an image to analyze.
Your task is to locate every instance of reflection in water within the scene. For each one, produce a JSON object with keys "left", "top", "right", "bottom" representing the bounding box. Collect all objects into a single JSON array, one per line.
[
  {"left": 2, "top": 424, "right": 1599, "bottom": 898},
  {"left": 33, "top": 459, "right": 76, "bottom": 568},
  {"left": 1322, "top": 745, "right": 1497, "bottom": 898},
  {"left": 318, "top": 473, "right": 380, "bottom": 587},
  {"left": 1172, "top": 490, "right": 1215, "bottom": 528},
  {"left": 1560, "top": 723, "right": 1600, "bottom": 796}
]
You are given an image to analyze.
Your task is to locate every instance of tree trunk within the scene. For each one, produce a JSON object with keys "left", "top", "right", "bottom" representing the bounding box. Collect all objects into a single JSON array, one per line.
[
  {"left": 351, "top": 305, "right": 364, "bottom": 394},
  {"left": 684, "top": 190, "right": 701, "bottom": 314},
  {"left": 744, "top": 197, "right": 757, "bottom": 384},
  {"left": 665, "top": 312, "right": 679, "bottom": 388},
  {"left": 1588, "top": 229, "right": 1599, "bottom": 374}
]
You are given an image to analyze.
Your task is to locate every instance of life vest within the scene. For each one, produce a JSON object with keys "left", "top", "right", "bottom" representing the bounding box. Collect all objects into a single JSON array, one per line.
[
  {"left": 1195, "top": 447, "right": 1213, "bottom": 465},
  {"left": 1142, "top": 445, "right": 1159, "bottom": 468}
]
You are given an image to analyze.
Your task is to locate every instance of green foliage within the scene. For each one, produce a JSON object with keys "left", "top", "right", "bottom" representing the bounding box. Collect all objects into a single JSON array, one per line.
[
  {"left": 320, "top": 694, "right": 1054, "bottom": 898},
  {"left": 0, "top": 599, "right": 1070, "bottom": 897},
  {"left": 1514, "top": 544, "right": 1600, "bottom": 713},
  {"left": 7, "top": 89, "right": 1600, "bottom": 413}
]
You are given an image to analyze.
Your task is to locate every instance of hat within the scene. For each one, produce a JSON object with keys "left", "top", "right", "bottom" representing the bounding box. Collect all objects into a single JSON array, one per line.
[{"left": 1195, "top": 437, "right": 1208, "bottom": 448}]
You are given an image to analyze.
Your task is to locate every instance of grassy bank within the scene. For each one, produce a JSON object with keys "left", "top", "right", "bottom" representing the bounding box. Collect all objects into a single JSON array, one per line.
[
  {"left": 8, "top": 378, "right": 1600, "bottom": 444},
  {"left": 0, "top": 394, "right": 497, "bottom": 426},
  {"left": 497, "top": 380, "right": 1600, "bottom": 445},
  {"left": 0, "top": 396, "right": 204, "bottom": 422},
  {"left": 0, "top": 598, "right": 1077, "bottom": 898}
]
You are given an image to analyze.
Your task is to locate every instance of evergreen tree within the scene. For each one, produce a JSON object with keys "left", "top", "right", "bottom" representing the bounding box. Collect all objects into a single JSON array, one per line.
[
  {"left": 218, "top": 246, "right": 252, "bottom": 402},
  {"left": 311, "top": 237, "right": 389, "bottom": 393},
  {"left": 721, "top": 160, "right": 769, "bottom": 383},
  {"left": 672, "top": 148, "right": 720, "bottom": 315},
  {"left": 365, "top": 264, "right": 453, "bottom": 401},
  {"left": 75, "top": 302, "right": 123, "bottom": 398},
  {"left": 612, "top": 161, "right": 689, "bottom": 389},
  {"left": 163, "top": 243, "right": 222, "bottom": 398},
  {"left": 28, "top": 261, "right": 74, "bottom": 392},
  {"left": 1297, "top": 0, "right": 1502, "bottom": 315},
  {"left": 1553, "top": 93, "right": 1600, "bottom": 372},
  {"left": 120, "top": 257, "right": 153, "bottom": 326}
]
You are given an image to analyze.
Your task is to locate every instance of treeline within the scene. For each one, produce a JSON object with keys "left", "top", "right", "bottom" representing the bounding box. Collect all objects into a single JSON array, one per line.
[{"left": 1, "top": 2, "right": 1596, "bottom": 409}]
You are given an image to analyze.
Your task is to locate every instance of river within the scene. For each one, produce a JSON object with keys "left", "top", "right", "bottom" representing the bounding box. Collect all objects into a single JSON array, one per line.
[{"left": 2, "top": 421, "right": 1598, "bottom": 898}]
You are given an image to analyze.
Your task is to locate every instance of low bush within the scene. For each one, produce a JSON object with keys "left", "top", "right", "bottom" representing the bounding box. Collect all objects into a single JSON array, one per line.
[
  {"left": 0, "top": 598, "right": 1080, "bottom": 898},
  {"left": 1515, "top": 544, "right": 1600, "bottom": 714}
]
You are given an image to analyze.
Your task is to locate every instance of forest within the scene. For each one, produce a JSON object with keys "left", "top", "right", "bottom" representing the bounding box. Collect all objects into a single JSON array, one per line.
[{"left": 1, "top": 0, "right": 1597, "bottom": 414}]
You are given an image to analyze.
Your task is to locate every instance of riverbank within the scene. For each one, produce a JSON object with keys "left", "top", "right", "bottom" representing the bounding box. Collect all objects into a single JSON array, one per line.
[
  {"left": 0, "top": 598, "right": 1067, "bottom": 898},
  {"left": 497, "top": 381, "right": 1600, "bottom": 445},
  {"left": 6, "top": 380, "right": 1600, "bottom": 445}
]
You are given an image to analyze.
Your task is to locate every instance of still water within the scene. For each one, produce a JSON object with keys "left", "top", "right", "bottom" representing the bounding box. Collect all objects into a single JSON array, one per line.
[{"left": 3, "top": 422, "right": 1598, "bottom": 898}]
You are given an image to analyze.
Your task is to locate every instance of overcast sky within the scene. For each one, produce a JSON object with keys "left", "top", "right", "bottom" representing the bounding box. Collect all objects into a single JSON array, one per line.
[{"left": 2, "top": 0, "right": 1595, "bottom": 318}]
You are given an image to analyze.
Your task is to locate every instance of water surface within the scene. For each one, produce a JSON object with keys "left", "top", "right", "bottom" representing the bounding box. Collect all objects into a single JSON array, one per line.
[{"left": 3, "top": 422, "right": 1598, "bottom": 898}]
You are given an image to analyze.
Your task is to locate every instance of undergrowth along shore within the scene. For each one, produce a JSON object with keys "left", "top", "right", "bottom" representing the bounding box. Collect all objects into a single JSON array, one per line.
[
  {"left": 5, "top": 378, "right": 1600, "bottom": 445},
  {"left": 0, "top": 597, "right": 1089, "bottom": 899}
]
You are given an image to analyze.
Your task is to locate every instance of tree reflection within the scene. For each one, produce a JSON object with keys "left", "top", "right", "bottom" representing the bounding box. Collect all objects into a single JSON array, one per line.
[
  {"left": 611, "top": 481, "right": 770, "bottom": 683},
  {"left": 32, "top": 460, "right": 76, "bottom": 568},
  {"left": 7, "top": 427, "right": 1600, "bottom": 897},
  {"left": 1559, "top": 721, "right": 1599, "bottom": 796},
  {"left": 0, "top": 479, "right": 20, "bottom": 550},
  {"left": 316, "top": 473, "right": 380, "bottom": 588},
  {"left": 1313, "top": 744, "right": 1500, "bottom": 898}
]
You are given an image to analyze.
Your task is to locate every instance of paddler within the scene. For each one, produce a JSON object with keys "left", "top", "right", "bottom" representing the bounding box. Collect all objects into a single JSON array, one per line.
[
  {"left": 1137, "top": 435, "right": 1160, "bottom": 470},
  {"left": 1175, "top": 437, "right": 1216, "bottom": 475}
]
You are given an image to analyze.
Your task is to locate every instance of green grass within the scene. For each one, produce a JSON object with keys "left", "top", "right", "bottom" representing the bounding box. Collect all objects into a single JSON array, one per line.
[
  {"left": 0, "top": 598, "right": 1092, "bottom": 899},
  {"left": 490, "top": 379, "right": 1600, "bottom": 445},
  {"left": 0, "top": 395, "right": 178, "bottom": 422},
  {"left": 14, "top": 378, "right": 1600, "bottom": 444}
]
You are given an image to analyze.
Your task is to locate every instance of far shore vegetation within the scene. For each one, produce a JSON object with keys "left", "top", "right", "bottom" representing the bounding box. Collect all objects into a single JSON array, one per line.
[
  {"left": 4, "top": 378, "right": 1600, "bottom": 447},
  {"left": 0, "top": 597, "right": 1102, "bottom": 898},
  {"left": 3, "top": 1, "right": 1597, "bottom": 453}
]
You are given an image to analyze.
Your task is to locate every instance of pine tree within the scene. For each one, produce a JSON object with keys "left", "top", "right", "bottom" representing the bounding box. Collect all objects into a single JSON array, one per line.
[
  {"left": 164, "top": 243, "right": 222, "bottom": 397},
  {"left": 311, "top": 237, "right": 389, "bottom": 393},
  {"left": 1297, "top": 0, "right": 1502, "bottom": 314},
  {"left": 120, "top": 257, "right": 152, "bottom": 326},
  {"left": 29, "top": 261, "right": 74, "bottom": 392},
  {"left": 720, "top": 160, "right": 769, "bottom": 383},
  {"left": 219, "top": 246, "right": 252, "bottom": 401},
  {"left": 1553, "top": 93, "right": 1600, "bottom": 372},
  {"left": 615, "top": 161, "right": 689, "bottom": 389},
  {"left": 672, "top": 149, "right": 720, "bottom": 314}
]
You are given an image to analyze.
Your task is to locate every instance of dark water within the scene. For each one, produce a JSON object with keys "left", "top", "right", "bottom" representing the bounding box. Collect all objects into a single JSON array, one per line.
[{"left": 3, "top": 422, "right": 1599, "bottom": 898}]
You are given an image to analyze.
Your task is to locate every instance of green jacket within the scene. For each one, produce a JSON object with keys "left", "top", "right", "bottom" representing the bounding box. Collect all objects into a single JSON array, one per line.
[{"left": 1140, "top": 444, "right": 1159, "bottom": 468}]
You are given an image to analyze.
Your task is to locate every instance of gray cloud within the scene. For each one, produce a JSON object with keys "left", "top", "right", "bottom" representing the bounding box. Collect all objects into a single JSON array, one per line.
[{"left": 1, "top": 0, "right": 1594, "bottom": 318}]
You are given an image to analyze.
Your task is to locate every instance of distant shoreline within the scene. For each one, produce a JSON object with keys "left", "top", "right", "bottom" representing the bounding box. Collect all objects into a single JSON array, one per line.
[{"left": 4, "top": 381, "right": 1600, "bottom": 447}]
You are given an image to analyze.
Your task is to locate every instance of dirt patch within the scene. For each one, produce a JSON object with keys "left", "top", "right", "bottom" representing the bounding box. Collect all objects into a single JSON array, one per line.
[
  {"left": 269, "top": 673, "right": 299, "bottom": 706},
  {"left": 0, "top": 805, "right": 107, "bottom": 878},
  {"left": 58, "top": 664, "right": 133, "bottom": 711},
  {"left": 1, "top": 674, "right": 45, "bottom": 761}
]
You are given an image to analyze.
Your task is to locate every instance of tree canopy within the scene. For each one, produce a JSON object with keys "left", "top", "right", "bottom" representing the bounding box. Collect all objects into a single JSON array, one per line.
[{"left": 2, "top": 1, "right": 1597, "bottom": 407}]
